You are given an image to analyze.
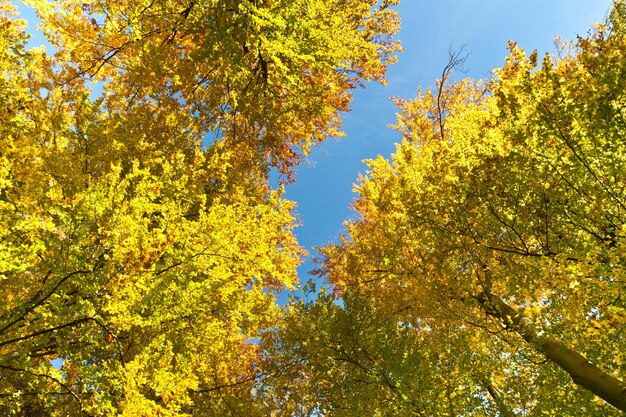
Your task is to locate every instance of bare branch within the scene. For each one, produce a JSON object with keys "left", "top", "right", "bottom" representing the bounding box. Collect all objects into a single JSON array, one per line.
[{"left": 436, "top": 44, "right": 470, "bottom": 140}]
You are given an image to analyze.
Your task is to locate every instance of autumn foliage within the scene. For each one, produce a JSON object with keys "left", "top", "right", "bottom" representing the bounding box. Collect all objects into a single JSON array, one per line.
[
  {"left": 0, "top": 0, "right": 398, "bottom": 415},
  {"left": 3, "top": 0, "right": 626, "bottom": 416},
  {"left": 268, "top": 2, "right": 626, "bottom": 416}
]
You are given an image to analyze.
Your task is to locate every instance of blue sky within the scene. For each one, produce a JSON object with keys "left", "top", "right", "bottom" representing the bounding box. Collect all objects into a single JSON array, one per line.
[{"left": 285, "top": 0, "right": 613, "bottom": 286}]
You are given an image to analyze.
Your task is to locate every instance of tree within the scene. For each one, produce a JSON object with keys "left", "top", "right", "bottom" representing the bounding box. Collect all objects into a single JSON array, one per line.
[
  {"left": 278, "top": 1, "right": 626, "bottom": 415},
  {"left": 0, "top": 0, "right": 400, "bottom": 415},
  {"left": 27, "top": 0, "right": 401, "bottom": 179},
  {"left": 264, "top": 286, "right": 502, "bottom": 416}
]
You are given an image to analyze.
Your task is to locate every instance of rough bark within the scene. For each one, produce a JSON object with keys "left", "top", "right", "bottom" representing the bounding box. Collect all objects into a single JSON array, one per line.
[{"left": 477, "top": 291, "right": 626, "bottom": 412}]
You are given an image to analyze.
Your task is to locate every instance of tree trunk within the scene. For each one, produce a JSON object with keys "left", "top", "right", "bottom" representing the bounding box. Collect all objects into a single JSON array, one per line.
[
  {"left": 484, "top": 381, "right": 514, "bottom": 417},
  {"left": 477, "top": 291, "right": 626, "bottom": 412}
]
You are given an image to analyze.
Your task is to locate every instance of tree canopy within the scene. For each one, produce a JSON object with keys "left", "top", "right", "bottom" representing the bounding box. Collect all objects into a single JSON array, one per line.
[
  {"left": 0, "top": 0, "right": 399, "bottom": 415},
  {"left": 268, "top": 1, "right": 626, "bottom": 415},
  {"left": 5, "top": 0, "right": 626, "bottom": 415}
]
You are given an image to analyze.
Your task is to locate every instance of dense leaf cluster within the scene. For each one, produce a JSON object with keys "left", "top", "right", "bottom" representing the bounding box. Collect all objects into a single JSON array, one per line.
[{"left": 0, "top": 0, "right": 398, "bottom": 415}]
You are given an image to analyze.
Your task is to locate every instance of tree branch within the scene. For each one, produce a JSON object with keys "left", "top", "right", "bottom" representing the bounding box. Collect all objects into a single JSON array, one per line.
[{"left": 476, "top": 290, "right": 626, "bottom": 412}]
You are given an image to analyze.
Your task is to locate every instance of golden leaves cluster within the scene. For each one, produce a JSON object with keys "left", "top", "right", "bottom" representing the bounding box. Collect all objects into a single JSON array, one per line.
[
  {"left": 285, "top": 2, "right": 626, "bottom": 415},
  {"left": 0, "top": 0, "right": 399, "bottom": 415}
]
